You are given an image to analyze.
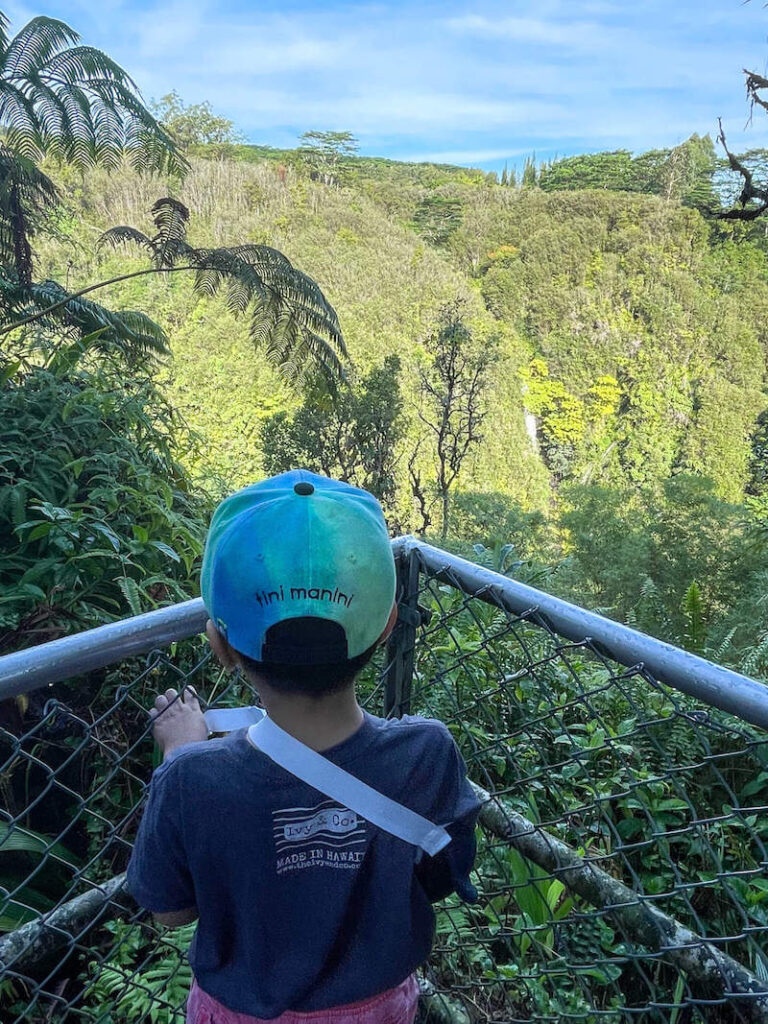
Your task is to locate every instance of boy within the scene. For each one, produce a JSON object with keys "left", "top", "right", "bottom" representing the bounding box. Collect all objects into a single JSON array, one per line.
[{"left": 126, "top": 470, "right": 481, "bottom": 1024}]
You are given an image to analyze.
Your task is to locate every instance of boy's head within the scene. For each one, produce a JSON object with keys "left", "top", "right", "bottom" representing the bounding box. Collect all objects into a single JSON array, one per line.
[{"left": 201, "top": 470, "right": 397, "bottom": 696}]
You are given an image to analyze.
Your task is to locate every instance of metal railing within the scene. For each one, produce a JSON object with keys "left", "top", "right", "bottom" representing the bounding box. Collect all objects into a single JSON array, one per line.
[{"left": 0, "top": 536, "right": 767, "bottom": 1023}]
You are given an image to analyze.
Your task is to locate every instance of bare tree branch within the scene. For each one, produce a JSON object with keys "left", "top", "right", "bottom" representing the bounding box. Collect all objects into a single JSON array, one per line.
[{"left": 716, "top": 119, "right": 768, "bottom": 220}]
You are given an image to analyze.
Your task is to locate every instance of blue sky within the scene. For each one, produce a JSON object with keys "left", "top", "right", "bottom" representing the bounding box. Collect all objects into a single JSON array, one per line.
[{"left": 6, "top": 0, "right": 768, "bottom": 171}]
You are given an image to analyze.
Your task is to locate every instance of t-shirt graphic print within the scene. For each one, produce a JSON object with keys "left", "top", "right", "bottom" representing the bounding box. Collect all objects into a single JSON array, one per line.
[
  {"left": 274, "top": 798, "right": 368, "bottom": 875},
  {"left": 126, "top": 713, "right": 481, "bottom": 1018}
]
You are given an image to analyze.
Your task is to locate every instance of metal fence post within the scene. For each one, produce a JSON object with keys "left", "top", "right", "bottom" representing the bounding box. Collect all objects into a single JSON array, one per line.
[{"left": 383, "top": 545, "right": 421, "bottom": 718}]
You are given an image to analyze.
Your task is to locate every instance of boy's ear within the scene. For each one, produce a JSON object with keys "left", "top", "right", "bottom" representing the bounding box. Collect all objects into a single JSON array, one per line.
[
  {"left": 205, "top": 619, "right": 239, "bottom": 671},
  {"left": 377, "top": 602, "right": 398, "bottom": 645}
]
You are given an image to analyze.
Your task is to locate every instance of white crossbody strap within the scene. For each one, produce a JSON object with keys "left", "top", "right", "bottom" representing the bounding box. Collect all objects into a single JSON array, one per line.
[
  {"left": 246, "top": 714, "right": 451, "bottom": 857},
  {"left": 204, "top": 706, "right": 266, "bottom": 733}
]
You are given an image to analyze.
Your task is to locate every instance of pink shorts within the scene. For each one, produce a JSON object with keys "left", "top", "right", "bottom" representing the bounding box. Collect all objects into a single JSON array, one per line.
[{"left": 186, "top": 974, "right": 420, "bottom": 1024}]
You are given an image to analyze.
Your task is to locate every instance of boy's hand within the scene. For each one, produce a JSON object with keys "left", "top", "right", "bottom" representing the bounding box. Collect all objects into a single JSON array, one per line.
[{"left": 150, "top": 687, "right": 208, "bottom": 760}]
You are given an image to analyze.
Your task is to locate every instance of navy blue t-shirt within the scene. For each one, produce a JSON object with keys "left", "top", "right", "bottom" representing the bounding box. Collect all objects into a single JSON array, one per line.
[{"left": 126, "top": 712, "right": 480, "bottom": 1017}]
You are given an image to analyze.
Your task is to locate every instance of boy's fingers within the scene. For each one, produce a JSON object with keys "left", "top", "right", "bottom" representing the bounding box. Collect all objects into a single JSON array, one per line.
[
  {"left": 164, "top": 688, "right": 178, "bottom": 702},
  {"left": 182, "top": 686, "right": 200, "bottom": 708},
  {"left": 152, "top": 692, "right": 172, "bottom": 714}
]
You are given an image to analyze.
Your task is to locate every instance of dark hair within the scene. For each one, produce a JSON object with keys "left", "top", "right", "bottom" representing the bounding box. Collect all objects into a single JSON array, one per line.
[{"left": 238, "top": 642, "right": 379, "bottom": 697}]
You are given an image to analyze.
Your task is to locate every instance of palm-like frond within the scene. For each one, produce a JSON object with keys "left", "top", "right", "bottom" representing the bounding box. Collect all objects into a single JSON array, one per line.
[
  {"left": 0, "top": 15, "right": 184, "bottom": 175},
  {"left": 149, "top": 196, "right": 191, "bottom": 267},
  {"left": 0, "top": 144, "right": 58, "bottom": 286},
  {"left": 98, "top": 224, "right": 155, "bottom": 258},
  {"left": 99, "top": 198, "right": 192, "bottom": 268},
  {"left": 2, "top": 276, "right": 168, "bottom": 364},
  {"left": 96, "top": 198, "right": 347, "bottom": 384}
]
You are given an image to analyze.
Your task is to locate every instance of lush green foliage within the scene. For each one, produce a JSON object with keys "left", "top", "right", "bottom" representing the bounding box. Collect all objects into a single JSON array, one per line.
[
  {"left": 0, "top": 822, "right": 81, "bottom": 930},
  {"left": 538, "top": 134, "right": 718, "bottom": 206},
  {"left": 0, "top": 363, "right": 207, "bottom": 648},
  {"left": 413, "top": 588, "right": 768, "bottom": 1020},
  {"left": 83, "top": 920, "right": 195, "bottom": 1024},
  {"left": 262, "top": 355, "right": 405, "bottom": 519},
  {"left": 152, "top": 91, "right": 242, "bottom": 153},
  {"left": 22, "top": 134, "right": 768, "bottom": 672}
]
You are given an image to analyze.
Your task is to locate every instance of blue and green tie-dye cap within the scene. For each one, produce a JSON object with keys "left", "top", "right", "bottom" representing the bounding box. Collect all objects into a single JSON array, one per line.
[{"left": 200, "top": 470, "right": 396, "bottom": 664}]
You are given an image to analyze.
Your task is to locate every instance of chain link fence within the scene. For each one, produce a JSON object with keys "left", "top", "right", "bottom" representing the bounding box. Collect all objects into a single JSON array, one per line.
[{"left": 0, "top": 538, "right": 767, "bottom": 1023}]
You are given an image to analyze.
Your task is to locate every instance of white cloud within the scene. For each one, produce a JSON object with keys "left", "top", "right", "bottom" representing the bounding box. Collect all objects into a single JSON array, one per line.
[
  {"left": 445, "top": 13, "right": 619, "bottom": 51},
  {"left": 16, "top": 0, "right": 768, "bottom": 167}
]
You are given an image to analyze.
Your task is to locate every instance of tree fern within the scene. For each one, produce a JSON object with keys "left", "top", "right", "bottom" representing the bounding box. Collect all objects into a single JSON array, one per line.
[
  {"left": 0, "top": 12, "right": 184, "bottom": 176},
  {"left": 0, "top": 10, "right": 185, "bottom": 356},
  {"left": 100, "top": 197, "right": 347, "bottom": 385},
  {"left": 0, "top": 145, "right": 58, "bottom": 287}
]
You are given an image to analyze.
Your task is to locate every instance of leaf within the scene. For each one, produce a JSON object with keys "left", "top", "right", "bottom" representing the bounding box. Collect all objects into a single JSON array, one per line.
[
  {"left": 90, "top": 521, "right": 121, "bottom": 551},
  {"left": 118, "top": 576, "right": 142, "bottom": 616},
  {"left": 0, "top": 360, "right": 20, "bottom": 385},
  {"left": 24, "top": 521, "right": 55, "bottom": 541},
  {"left": 150, "top": 540, "right": 180, "bottom": 562},
  {"left": 740, "top": 772, "right": 768, "bottom": 799},
  {"left": 0, "top": 822, "right": 81, "bottom": 868}
]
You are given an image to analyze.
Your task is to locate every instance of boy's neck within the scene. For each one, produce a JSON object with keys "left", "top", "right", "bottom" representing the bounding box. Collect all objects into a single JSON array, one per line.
[{"left": 257, "top": 685, "right": 364, "bottom": 752}]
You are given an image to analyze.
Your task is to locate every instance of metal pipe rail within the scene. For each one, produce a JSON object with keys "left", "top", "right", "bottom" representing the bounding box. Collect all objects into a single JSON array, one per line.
[
  {"left": 401, "top": 538, "right": 768, "bottom": 731},
  {"left": 1, "top": 537, "right": 767, "bottom": 731},
  {"left": 1, "top": 536, "right": 767, "bottom": 1024}
]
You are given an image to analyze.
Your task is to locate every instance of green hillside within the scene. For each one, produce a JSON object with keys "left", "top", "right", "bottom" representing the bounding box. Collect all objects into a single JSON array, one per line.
[
  {"left": 2, "top": 17, "right": 767, "bottom": 1023},
  {"left": 38, "top": 151, "right": 768, "bottom": 506},
  {"left": 16, "top": 143, "right": 768, "bottom": 674}
]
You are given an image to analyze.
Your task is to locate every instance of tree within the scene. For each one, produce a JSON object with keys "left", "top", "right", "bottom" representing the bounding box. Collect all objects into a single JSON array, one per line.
[
  {"left": 657, "top": 134, "right": 716, "bottom": 205},
  {"left": 0, "top": 10, "right": 183, "bottom": 360},
  {"left": 0, "top": 12, "right": 346, "bottom": 386},
  {"left": 0, "top": 13, "right": 181, "bottom": 175},
  {"left": 298, "top": 130, "right": 358, "bottom": 186},
  {"left": 539, "top": 151, "right": 634, "bottom": 192},
  {"left": 709, "top": 24, "right": 768, "bottom": 221},
  {"left": 260, "top": 356, "right": 404, "bottom": 516},
  {"left": 521, "top": 155, "right": 538, "bottom": 189},
  {"left": 521, "top": 359, "right": 585, "bottom": 481},
  {"left": 413, "top": 196, "right": 463, "bottom": 245},
  {"left": 152, "top": 91, "right": 242, "bottom": 151},
  {"left": 537, "top": 139, "right": 717, "bottom": 203},
  {"left": 716, "top": 120, "right": 768, "bottom": 220},
  {"left": 417, "top": 302, "right": 497, "bottom": 537},
  {"left": 1, "top": 196, "right": 346, "bottom": 385}
]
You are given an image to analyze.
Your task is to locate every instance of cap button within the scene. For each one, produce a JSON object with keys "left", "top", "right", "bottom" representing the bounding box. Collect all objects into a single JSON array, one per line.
[{"left": 294, "top": 482, "right": 314, "bottom": 496}]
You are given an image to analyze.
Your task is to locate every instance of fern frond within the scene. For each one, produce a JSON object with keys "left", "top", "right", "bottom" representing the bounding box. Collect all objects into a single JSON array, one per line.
[
  {"left": 149, "top": 197, "right": 190, "bottom": 267},
  {"left": 226, "top": 243, "right": 295, "bottom": 272},
  {"left": 24, "top": 279, "right": 169, "bottom": 363},
  {"left": 0, "top": 15, "right": 186, "bottom": 175},
  {"left": 90, "top": 199, "right": 348, "bottom": 385},
  {"left": 2, "top": 17, "right": 80, "bottom": 77},
  {"left": 98, "top": 225, "right": 154, "bottom": 256},
  {"left": 706, "top": 627, "right": 738, "bottom": 665}
]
